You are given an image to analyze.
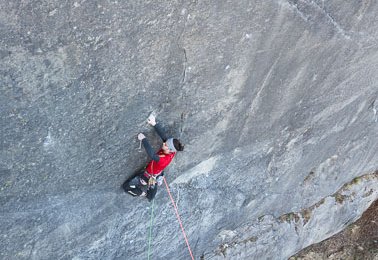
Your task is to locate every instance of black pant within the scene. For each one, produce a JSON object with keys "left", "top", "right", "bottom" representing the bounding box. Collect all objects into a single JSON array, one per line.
[{"left": 122, "top": 172, "right": 158, "bottom": 201}]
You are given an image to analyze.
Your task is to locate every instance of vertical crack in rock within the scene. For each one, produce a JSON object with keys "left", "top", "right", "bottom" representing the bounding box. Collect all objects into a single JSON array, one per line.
[
  {"left": 181, "top": 47, "right": 187, "bottom": 83},
  {"left": 176, "top": 1, "right": 197, "bottom": 85},
  {"left": 177, "top": 21, "right": 188, "bottom": 84}
]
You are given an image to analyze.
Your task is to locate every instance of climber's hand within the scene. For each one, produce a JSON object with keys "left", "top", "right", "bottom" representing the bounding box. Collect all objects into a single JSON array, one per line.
[
  {"left": 147, "top": 114, "right": 156, "bottom": 126},
  {"left": 137, "top": 133, "right": 146, "bottom": 140}
]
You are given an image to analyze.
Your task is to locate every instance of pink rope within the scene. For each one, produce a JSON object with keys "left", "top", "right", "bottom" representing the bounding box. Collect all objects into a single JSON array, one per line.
[{"left": 163, "top": 177, "right": 195, "bottom": 260}]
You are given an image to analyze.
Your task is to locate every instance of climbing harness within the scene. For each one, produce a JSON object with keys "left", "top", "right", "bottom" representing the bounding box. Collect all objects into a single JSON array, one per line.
[
  {"left": 148, "top": 176, "right": 157, "bottom": 187},
  {"left": 163, "top": 177, "right": 195, "bottom": 260},
  {"left": 143, "top": 167, "right": 161, "bottom": 188}
]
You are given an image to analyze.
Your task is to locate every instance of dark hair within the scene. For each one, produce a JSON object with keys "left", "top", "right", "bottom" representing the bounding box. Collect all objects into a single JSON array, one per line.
[{"left": 173, "top": 139, "right": 184, "bottom": 151}]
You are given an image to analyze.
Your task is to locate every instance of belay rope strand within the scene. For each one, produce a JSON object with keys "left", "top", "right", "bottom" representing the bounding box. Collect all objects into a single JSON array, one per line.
[
  {"left": 163, "top": 177, "right": 195, "bottom": 260},
  {"left": 147, "top": 160, "right": 155, "bottom": 260},
  {"left": 147, "top": 198, "right": 155, "bottom": 260},
  {"left": 144, "top": 158, "right": 193, "bottom": 259}
]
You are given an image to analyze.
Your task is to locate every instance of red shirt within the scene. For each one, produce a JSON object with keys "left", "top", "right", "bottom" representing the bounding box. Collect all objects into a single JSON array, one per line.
[{"left": 145, "top": 149, "right": 176, "bottom": 175}]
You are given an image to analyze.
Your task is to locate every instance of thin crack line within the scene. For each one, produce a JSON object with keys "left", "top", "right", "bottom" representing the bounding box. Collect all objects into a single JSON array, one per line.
[
  {"left": 181, "top": 48, "right": 187, "bottom": 83},
  {"left": 284, "top": 0, "right": 351, "bottom": 40},
  {"left": 309, "top": 0, "right": 351, "bottom": 40}
]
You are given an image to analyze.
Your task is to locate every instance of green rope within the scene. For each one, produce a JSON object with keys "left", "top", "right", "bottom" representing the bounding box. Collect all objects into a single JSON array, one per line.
[{"left": 147, "top": 198, "right": 155, "bottom": 260}]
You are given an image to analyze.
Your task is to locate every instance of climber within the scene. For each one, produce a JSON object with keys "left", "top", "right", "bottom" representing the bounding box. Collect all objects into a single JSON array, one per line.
[{"left": 122, "top": 114, "right": 184, "bottom": 201}]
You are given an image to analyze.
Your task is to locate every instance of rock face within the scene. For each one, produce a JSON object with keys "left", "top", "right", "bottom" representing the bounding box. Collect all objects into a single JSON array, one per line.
[
  {"left": 290, "top": 199, "right": 378, "bottom": 260},
  {"left": 1, "top": 1, "right": 377, "bottom": 259}
]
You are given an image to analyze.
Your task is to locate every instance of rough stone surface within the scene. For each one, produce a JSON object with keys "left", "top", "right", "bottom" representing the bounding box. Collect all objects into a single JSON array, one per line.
[
  {"left": 1, "top": 1, "right": 377, "bottom": 259},
  {"left": 290, "top": 199, "right": 378, "bottom": 260}
]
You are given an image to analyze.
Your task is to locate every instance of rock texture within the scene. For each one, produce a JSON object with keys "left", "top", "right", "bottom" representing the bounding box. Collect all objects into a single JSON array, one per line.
[
  {"left": 290, "top": 199, "right": 378, "bottom": 260},
  {"left": 1, "top": 1, "right": 377, "bottom": 259}
]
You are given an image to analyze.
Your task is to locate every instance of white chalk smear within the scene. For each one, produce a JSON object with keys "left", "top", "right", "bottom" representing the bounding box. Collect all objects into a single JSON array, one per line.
[{"left": 43, "top": 129, "right": 55, "bottom": 149}]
